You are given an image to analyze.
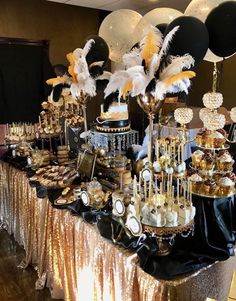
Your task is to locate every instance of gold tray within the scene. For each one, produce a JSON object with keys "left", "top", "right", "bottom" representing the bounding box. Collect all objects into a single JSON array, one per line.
[
  {"left": 192, "top": 189, "right": 236, "bottom": 199},
  {"left": 189, "top": 163, "right": 233, "bottom": 174},
  {"left": 195, "top": 143, "right": 230, "bottom": 151},
  {"left": 142, "top": 219, "right": 194, "bottom": 236}
]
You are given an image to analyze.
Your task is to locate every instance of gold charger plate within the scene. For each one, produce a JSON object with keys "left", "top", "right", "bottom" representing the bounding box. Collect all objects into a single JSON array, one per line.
[{"left": 192, "top": 189, "right": 236, "bottom": 199}]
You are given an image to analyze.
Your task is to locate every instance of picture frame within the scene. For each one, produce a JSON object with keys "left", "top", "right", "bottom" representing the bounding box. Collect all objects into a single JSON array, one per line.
[{"left": 77, "top": 149, "right": 97, "bottom": 180}]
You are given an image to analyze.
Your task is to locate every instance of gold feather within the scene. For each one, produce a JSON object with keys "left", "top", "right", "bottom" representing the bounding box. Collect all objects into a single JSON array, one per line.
[
  {"left": 141, "top": 31, "right": 160, "bottom": 69},
  {"left": 66, "top": 52, "right": 77, "bottom": 83},
  {"left": 164, "top": 71, "right": 196, "bottom": 88},
  {"left": 46, "top": 77, "right": 65, "bottom": 86},
  {"left": 122, "top": 79, "right": 133, "bottom": 99}
]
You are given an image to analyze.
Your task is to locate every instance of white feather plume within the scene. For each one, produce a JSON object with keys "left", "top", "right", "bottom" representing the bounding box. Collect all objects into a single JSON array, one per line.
[
  {"left": 155, "top": 26, "right": 179, "bottom": 71},
  {"left": 82, "top": 39, "right": 95, "bottom": 57},
  {"left": 122, "top": 47, "right": 142, "bottom": 69},
  {"left": 149, "top": 53, "right": 159, "bottom": 78},
  {"left": 70, "top": 78, "right": 96, "bottom": 98},
  {"left": 160, "top": 54, "right": 195, "bottom": 80},
  {"left": 96, "top": 71, "right": 112, "bottom": 81},
  {"left": 166, "top": 80, "right": 188, "bottom": 95},
  {"left": 104, "top": 70, "right": 129, "bottom": 99},
  {"left": 151, "top": 81, "right": 166, "bottom": 100},
  {"left": 89, "top": 61, "right": 104, "bottom": 68}
]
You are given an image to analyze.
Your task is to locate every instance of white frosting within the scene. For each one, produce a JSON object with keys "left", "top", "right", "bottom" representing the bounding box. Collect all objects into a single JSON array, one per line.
[
  {"left": 192, "top": 150, "right": 204, "bottom": 157},
  {"left": 178, "top": 207, "right": 191, "bottom": 224},
  {"left": 165, "top": 210, "right": 178, "bottom": 227},
  {"left": 218, "top": 177, "right": 234, "bottom": 187},
  {"left": 101, "top": 102, "right": 127, "bottom": 113},
  {"left": 219, "top": 153, "right": 233, "bottom": 163},
  {"left": 189, "top": 174, "right": 203, "bottom": 182},
  {"left": 208, "top": 131, "right": 224, "bottom": 139}
]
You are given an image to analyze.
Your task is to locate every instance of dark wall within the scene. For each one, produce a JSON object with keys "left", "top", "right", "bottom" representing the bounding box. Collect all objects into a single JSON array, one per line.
[{"left": 0, "top": 0, "right": 102, "bottom": 65}]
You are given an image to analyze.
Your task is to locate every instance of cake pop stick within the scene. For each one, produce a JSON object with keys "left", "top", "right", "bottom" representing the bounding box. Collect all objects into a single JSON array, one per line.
[
  {"left": 160, "top": 181, "right": 163, "bottom": 195},
  {"left": 139, "top": 171, "right": 142, "bottom": 193},
  {"left": 144, "top": 179, "right": 147, "bottom": 202},
  {"left": 120, "top": 172, "right": 123, "bottom": 191},
  {"left": 155, "top": 139, "right": 159, "bottom": 161},
  {"left": 177, "top": 178, "right": 179, "bottom": 203}
]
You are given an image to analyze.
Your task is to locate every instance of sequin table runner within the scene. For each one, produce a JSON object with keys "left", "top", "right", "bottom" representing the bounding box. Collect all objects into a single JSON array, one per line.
[{"left": 0, "top": 162, "right": 235, "bottom": 301}]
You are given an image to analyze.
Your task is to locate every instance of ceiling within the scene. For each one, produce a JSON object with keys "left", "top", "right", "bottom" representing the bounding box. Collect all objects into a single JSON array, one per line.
[{"left": 47, "top": 0, "right": 192, "bottom": 14}]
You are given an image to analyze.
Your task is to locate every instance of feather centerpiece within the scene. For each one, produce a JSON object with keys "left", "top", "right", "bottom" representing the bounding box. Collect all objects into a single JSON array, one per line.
[{"left": 103, "top": 24, "right": 196, "bottom": 112}]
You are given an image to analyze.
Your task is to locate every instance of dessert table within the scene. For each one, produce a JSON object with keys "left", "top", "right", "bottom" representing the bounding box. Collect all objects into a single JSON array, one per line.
[{"left": 0, "top": 161, "right": 236, "bottom": 301}]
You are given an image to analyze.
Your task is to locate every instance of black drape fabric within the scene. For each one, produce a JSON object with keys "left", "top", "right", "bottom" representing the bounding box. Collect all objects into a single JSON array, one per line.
[{"left": 0, "top": 43, "right": 54, "bottom": 123}]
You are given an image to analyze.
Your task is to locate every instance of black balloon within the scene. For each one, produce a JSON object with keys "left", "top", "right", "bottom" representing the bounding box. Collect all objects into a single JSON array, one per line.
[
  {"left": 157, "top": 23, "right": 168, "bottom": 35},
  {"left": 205, "top": 1, "right": 236, "bottom": 57},
  {"left": 83, "top": 35, "right": 109, "bottom": 67},
  {"left": 164, "top": 16, "right": 209, "bottom": 67}
]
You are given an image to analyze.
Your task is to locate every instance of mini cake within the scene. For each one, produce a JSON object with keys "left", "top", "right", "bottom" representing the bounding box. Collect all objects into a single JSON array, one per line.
[
  {"left": 200, "top": 153, "right": 214, "bottom": 170},
  {"left": 189, "top": 173, "right": 203, "bottom": 193},
  {"left": 203, "top": 179, "right": 218, "bottom": 195},
  {"left": 192, "top": 149, "right": 204, "bottom": 168},
  {"left": 217, "top": 152, "right": 234, "bottom": 171},
  {"left": 96, "top": 102, "right": 130, "bottom": 132},
  {"left": 218, "top": 177, "right": 235, "bottom": 196},
  {"left": 165, "top": 209, "right": 178, "bottom": 227},
  {"left": 178, "top": 205, "right": 191, "bottom": 224}
]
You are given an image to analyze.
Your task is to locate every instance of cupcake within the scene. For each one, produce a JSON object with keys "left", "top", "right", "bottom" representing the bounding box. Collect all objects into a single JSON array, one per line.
[
  {"left": 195, "top": 130, "right": 204, "bottom": 146},
  {"left": 205, "top": 131, "right": 226, "bottom": 148},
  {"left": 213, "top": 172, "right": 223, "bottom": 183},
  {"left": 192, "top": 149, "right": 204, "bottom": 168},
  {"left": 225, "top": 172, "right": 236, "bottom": 183},
  {"left": 213, "top": 131, "right": 226, "bottom": 148},
  {"left": 203, "top": 179, "right": 218, "bottom": 195},
  {"left": 195, "top": 129, "right": 208, "bottom": 146},
  {"left": 203, "top": 130, "right": 212, "bottom": 147},
  {"left": 189, "top": 173, "right": 203, "bottom": 193},
  {"left": 218, "top": 177, "right": 235, "bottom": 196},
  {"left": 217, "top": 153, "right": 234, "bottom": 171},
  {"left": 200, "top": 153, "right": 214, "bottom": 170}
]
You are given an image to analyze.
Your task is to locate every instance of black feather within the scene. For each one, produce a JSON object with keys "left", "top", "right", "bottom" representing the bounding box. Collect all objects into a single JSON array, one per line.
[
  {"left": 52, "top": 83, "right": 70, "bottom": 102},
  {"left": 96, "top": 79, "right": 109, "bottom": 91},
  {"left": 145, "top": 78, "right": 156, "bottom": 93},
  {"left": 104, "top": 92, "right": 119, "bottom": 112},
  {"left": 89, "top": 65, "right": 103, "bottom": 78}
]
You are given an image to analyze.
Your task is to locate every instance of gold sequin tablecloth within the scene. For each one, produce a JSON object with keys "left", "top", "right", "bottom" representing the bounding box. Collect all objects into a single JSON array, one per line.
[{"left": 0, "top": 161, "right": 236, "bottom": 301}]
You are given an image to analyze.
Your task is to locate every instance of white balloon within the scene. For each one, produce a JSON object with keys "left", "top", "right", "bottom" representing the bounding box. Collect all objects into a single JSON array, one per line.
[
  {"left": 99, "top": 9, "right": 142, "bottom": 62},
  {"left": 185, "top": 0, "right": 236, "bottom": 62},
  {"left": 133, "top": 8, "right": 183, "bottom": 44}
]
